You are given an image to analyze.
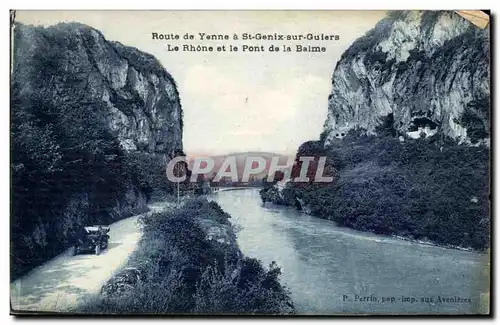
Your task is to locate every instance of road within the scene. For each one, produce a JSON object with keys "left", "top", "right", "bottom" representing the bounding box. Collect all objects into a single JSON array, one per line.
[
  {"left": 10, "top": 213, "right": 145, "bottom": 313},
  {"left": 10, "top": 191, "right": 489, "bottom": 315}
]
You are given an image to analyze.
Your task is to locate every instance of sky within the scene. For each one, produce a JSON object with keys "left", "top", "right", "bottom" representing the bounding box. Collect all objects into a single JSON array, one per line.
[{"left": 17, "top": 10, "right": 386, "bottom": 155}]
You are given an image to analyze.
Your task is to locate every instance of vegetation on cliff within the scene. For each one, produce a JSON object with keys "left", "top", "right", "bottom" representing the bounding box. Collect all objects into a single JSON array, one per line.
[
  {"left": 11, "top": 23, "right": 182, "bottom": 280},
  {"left": 86, "top": 198, "right": 294, "bottom": 314}
]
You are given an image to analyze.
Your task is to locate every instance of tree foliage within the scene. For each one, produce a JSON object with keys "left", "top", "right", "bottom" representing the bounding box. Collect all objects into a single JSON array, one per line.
[
  {"left": 262, "top": 131, "right": 490, "bottom": 250},
  {"left": 10, "top": 25, "right": 178, "bottom": 279},
  {"left": 86, "top": 198, "right": 294, "bottom": 314}
]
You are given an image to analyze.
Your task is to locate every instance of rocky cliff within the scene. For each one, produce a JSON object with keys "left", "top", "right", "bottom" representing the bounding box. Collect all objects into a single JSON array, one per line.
[
  {"left": 13, "top": 22, "right": 182, "bottom": 154},
  {"left": 11, "top": 22, "right": 183, "bottom": 279},
  {"left": 323, "top": 11, "right": 490, "bottom": 145}
]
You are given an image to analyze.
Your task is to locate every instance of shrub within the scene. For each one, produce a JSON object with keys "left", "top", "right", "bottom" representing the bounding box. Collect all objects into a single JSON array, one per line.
[{"left": 85, "top": 198, "right": 294, "bottom": 314}]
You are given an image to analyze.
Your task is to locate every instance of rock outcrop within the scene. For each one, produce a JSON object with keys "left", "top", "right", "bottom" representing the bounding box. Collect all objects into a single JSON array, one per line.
[
  {"left": 13, "top": 22, "right": 182, "bottom": 154},
  {"left": 323, "top": 11, "right": 490, "bottom": 145}
]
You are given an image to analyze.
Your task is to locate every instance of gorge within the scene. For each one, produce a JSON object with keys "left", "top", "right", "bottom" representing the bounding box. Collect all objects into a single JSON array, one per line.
[
  {"left": 11, "top": 20, "right": 294, "bottom": 315},
  {"left": 260, "top": 10, "right": 490, "bottom": 251}
]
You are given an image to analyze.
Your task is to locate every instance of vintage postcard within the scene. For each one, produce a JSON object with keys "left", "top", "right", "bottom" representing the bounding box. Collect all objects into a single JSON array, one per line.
[{"left": 10, "top": 10, "right": 491, "bottom": 315}]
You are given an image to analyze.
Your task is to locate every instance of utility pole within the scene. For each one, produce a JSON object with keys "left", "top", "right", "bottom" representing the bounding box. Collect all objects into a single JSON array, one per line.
[
  {"left": 174, "top": 160, "right": 180, "bottom": 206},
  {"left": 169, "top": 150, "right": 181, "bottom": 206},
  {"left": 177, "top": 167, "right": 180, "bottom": 205}
]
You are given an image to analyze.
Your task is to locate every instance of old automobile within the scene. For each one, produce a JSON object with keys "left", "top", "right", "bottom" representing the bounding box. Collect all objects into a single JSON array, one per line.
[{"left": 73, "top": 226, "right": 110, "bottom": 255}]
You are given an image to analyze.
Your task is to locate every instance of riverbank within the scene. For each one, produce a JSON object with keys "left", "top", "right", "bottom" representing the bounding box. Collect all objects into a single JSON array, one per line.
[
  {"left": 261, "top": 193, "right": 478, "bottom": 253},
  {"left": 84, "top": 197, "right": 294, "bottom": 314},
  {"left": 260, "top": 134, "right": 490, "bottom": 252},
  {"left": 214, "top": 189, "right": 488, "bottom": 315},
  {"left": 260, "top": 182, "right": 487, "bottom": 253}
]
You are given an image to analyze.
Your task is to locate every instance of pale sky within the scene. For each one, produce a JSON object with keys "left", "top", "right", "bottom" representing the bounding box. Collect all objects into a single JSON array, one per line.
[{"left": 17, "top": 10, "right": 386, "bottom": 155}]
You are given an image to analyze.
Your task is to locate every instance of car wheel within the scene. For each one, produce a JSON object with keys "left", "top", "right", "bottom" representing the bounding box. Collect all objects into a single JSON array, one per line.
[{"left": 95, "top": 244, "right": 101, "bottom": 255}]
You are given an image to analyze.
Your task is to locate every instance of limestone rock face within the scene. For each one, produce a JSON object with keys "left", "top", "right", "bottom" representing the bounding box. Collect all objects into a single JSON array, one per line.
[
  {"left": 13, "top": 22, "right": 183, "bottom": 154},
  {"left": 323, "top": 11, "right": 490, "bottom": 145}
]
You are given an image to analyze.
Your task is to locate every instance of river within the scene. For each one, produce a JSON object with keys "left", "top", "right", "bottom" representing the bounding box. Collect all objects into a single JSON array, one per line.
[{"left": 212, "top": 188, "right": 489, "bottom": 315}]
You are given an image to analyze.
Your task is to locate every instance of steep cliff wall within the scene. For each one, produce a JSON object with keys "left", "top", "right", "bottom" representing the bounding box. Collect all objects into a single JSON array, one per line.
[
  {"left": 13, "top": 22, "right": 183, "bottom": 154},
  {"left": 323, "top": 11, "right": 490, "bottom": 145},
  {"left": 11, "top": 22, "right": 183, "bottom": 279}
]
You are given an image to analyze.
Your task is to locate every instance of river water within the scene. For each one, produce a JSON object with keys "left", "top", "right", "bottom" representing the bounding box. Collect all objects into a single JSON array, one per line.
[{"left": 212, "top": 189, "right": 489, "bottom": 315}]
